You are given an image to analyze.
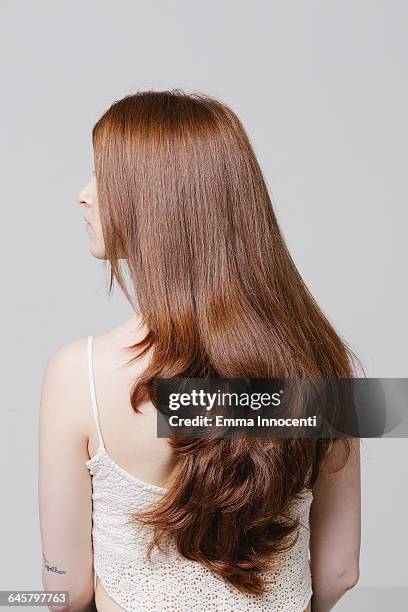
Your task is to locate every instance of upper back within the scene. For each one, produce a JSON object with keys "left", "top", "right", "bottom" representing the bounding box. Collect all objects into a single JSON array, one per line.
[{"left": 86, "top": 313, "right": 177, "bottom": 489}]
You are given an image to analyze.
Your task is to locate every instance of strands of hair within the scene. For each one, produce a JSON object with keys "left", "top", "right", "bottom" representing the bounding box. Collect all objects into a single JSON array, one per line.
[{"left": 92, "top": 89, "right": 358, "bottom": 595}]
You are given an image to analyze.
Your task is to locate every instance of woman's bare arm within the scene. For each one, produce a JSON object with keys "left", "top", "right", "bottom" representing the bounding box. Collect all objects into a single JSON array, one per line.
[
  {"left": 38, "top": 339, "right": 96, "bottom": 611},
  {"left": 309, "top": 438, "right": 361, "bottom": 612}
]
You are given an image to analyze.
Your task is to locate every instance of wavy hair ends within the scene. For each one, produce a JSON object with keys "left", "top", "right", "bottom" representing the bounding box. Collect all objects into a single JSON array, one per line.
[{"left": 92, "top": 89, "right": 357, "bottom": 595}]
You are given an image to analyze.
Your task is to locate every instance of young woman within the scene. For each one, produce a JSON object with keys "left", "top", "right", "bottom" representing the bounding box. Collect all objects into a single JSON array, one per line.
[{"left": 39, "top": 90, "right": 361, "bottom": 612}]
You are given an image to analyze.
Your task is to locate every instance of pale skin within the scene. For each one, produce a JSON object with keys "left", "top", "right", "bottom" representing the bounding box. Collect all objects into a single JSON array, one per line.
[{"left": 38, "top": 172, "right": 361, "bottom": 612}]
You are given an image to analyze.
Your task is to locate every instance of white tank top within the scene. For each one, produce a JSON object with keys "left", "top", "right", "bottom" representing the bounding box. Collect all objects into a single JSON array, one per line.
[{"left": 85, "top": 335, "right": 313, "bottom": 611}]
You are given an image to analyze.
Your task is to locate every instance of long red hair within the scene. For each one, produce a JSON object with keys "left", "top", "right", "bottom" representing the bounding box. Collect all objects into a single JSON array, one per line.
[{"left": 92, "top": 89, "right": 357, "bottom": 595}]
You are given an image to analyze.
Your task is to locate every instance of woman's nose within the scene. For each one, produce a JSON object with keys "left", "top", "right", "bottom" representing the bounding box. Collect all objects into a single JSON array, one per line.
[{"left": 76, "top": 188, "right": 89, "bottom": 208}]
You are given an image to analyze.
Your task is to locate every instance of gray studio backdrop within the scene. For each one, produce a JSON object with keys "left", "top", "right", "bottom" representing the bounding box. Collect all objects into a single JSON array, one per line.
[{"left": 1, "top": 2, "right": 407, "bottom": 610}]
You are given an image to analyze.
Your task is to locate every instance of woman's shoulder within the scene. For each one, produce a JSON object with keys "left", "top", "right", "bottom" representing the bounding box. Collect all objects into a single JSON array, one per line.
[
  {"left": 40, "top": 313, "right": 147, "bottom": 422},
  {"left": 91, "top": 312, "right": 148, "bottom": 356},
  {"left": 42, "top": 336, "right": 88, "bottom": 395},
  {"left": 44, "top": 312, "right": 144, "bottom": 377},
  {"left": 40, "top": 336, "right": 91, "bottom": 437},
  {"left": 39, "top": 338, "right": 90, "bottom": 455}
]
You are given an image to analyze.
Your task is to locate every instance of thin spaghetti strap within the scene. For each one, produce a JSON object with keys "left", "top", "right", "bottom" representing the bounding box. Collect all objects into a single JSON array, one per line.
[{"left": 87, "top": 335, "right": 105, "bottom": 449}]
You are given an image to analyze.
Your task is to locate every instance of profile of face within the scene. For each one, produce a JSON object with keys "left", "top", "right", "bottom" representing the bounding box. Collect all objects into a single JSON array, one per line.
[{"left": 76, "top": 172, "right": 106, "bottom": 259}]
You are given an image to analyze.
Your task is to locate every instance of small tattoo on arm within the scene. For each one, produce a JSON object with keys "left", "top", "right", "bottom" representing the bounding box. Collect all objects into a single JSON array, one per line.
[{"left": 42, "top": 553, "right": 67, "bottom": 575}]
